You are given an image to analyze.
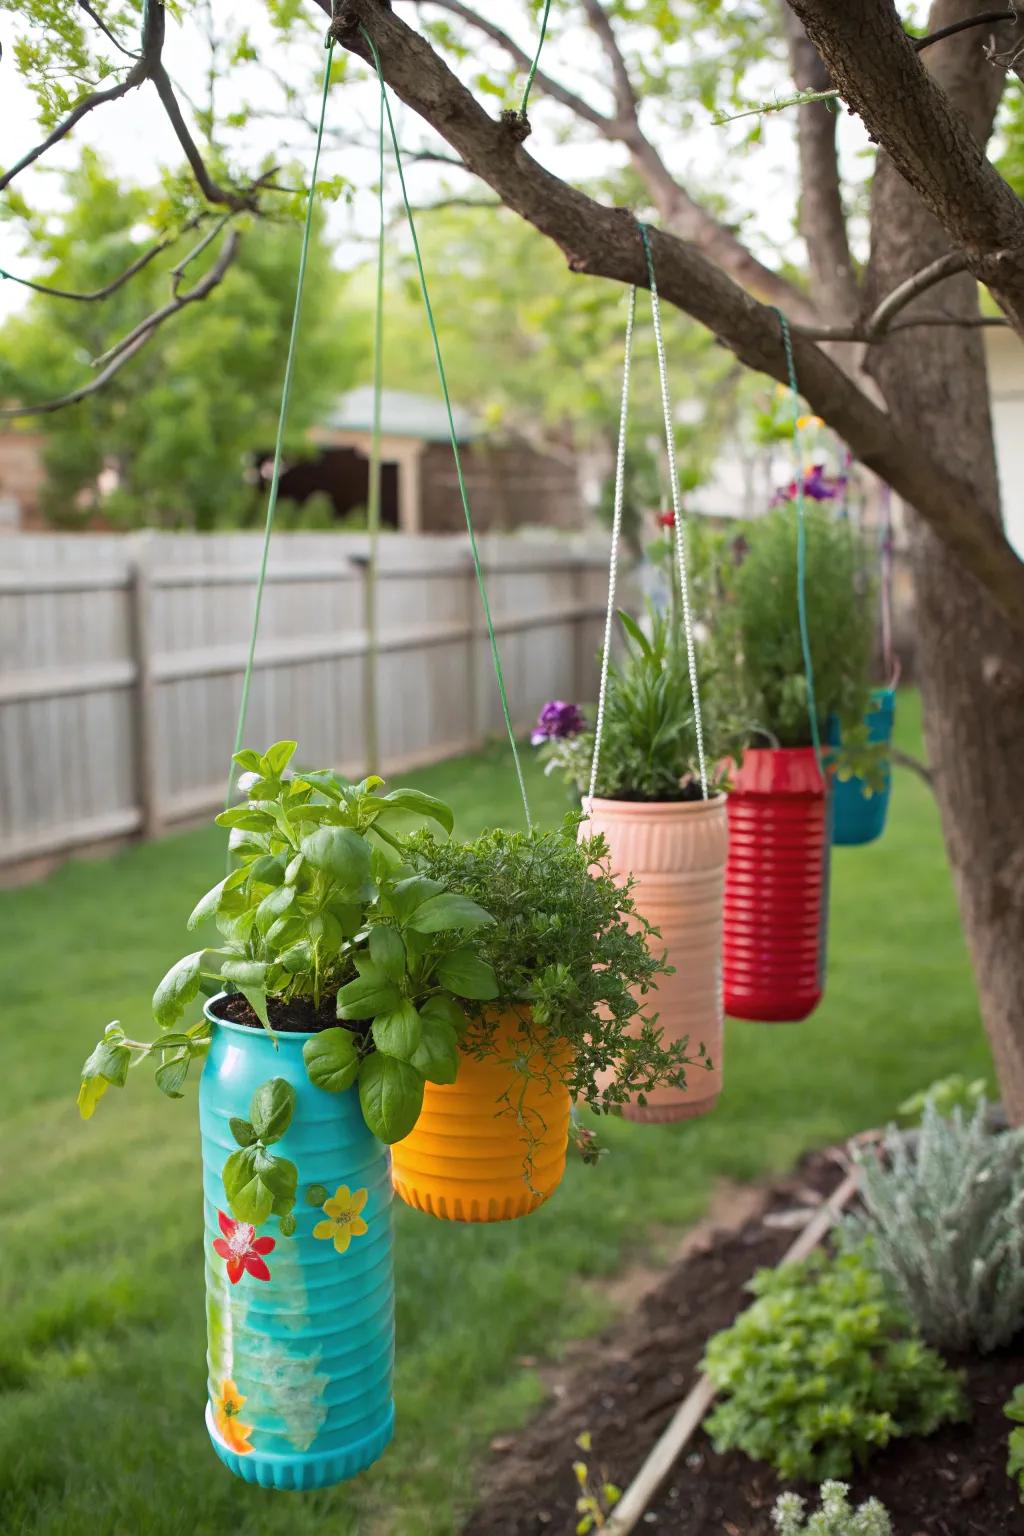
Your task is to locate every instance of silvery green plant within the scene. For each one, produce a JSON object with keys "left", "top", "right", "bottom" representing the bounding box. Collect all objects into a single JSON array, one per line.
[
  {"left": 773, "top": 1482, "right": 892, "bottom": 1536},
  {"left": 845, "top": 1097, "right": 1024, "bottom": 1352}
]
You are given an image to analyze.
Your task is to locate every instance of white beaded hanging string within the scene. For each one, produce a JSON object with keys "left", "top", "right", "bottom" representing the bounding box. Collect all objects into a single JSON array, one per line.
[
  {"left": 640, "top": 223, "right": 709, "bottom": 800},
  {"left": 587, "top": 284, "right": 637, "bottom": 805}
]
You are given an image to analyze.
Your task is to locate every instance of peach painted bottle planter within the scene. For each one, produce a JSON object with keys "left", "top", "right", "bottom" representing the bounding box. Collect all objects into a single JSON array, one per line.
[
  {"left": 583, "top": 794, "right": 728, "bottom": 1123},
  {"left": 390, "top": 1011, "right": 572, "bottom": 1222}
]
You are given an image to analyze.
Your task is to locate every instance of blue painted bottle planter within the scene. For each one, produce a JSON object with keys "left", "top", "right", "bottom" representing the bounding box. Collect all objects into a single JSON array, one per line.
[
  {"left": 827, "top": 687, "right": 895, "bottom": 848},
  {"left": 199, "top": 1000, "right": 395, "bottom": 1491}
]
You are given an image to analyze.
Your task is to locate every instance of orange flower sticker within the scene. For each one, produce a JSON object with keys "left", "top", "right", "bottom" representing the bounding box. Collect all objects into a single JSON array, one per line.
[
  {"left": 313, "top": 1185, "right": 369, "bottom": 1254},
  {"left": 213, "top": 1377, "right": 253, "bottom": 1455}
]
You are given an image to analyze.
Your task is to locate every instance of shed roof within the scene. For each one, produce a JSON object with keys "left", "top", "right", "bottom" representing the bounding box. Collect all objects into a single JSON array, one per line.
[{"left": 321, "top": 387, "right": 479, "bottom": 442}]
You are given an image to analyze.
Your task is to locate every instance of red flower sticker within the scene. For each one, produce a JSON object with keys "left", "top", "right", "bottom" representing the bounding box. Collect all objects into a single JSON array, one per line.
[
  {"left": 212, "top": 1209, "right": 275, "bottom": 1284},
  {"left": 657, "top": 511, "right": 676, "bottom": 528}
]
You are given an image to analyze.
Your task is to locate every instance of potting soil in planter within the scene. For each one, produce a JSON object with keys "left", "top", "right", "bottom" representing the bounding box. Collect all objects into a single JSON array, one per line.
[{"left": 200, "top": 1000, "right": 395, "bottom": 1490}]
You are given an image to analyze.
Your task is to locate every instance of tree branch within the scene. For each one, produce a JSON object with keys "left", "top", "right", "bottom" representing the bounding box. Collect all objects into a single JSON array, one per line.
[
  {"left": 892, "top": 746, "right": 935, "bottom": 788},
  {"left": 406, "top": 0, "right": 818, "bottom": 321},
  {"left": 578, "top": 0, "right": 638, "bottom": 120},
  {"left": 77, "top": 0, "right": 142, "bottom": 59},
  {"left": 0, "top": 230, "right": 241, "bottom": 419},
  {"left": 780, "top": 4, "right": 859, "bottom": 322},
  {"left": 149, "top": 63, "right": 256, "bottom": 210},
  {"left": 0, "top": 217, "right": 204, "bottom": 303},
  {"left": 866, "top": 249, "right": 969, "bottom": 334},
  {"left": 321, "top": 0, "right": 1024, "bottom": 633},
  {"left": 786, "top": 0, "right": 1024, "bottom": 338}
]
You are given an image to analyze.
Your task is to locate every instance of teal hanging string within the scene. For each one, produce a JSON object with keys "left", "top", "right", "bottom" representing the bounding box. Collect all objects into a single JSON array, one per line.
[
  {"left": 224, "top": 37, "right": 336, "bottom": 811},
  {"left": 518, "top": 0, "right": 554, "bottom": 119},
  {"left": 772, "top": 308, "right": 825, "bottom": 779},
  {"left": 363, "top": 82, "right": 386, "bottom": 777},
  {"left": 361, "top": 26, "right": 533, "bottom": 832}
]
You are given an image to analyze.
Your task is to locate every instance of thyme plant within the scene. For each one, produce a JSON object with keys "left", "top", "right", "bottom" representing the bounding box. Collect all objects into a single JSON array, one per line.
[
  {"left": 772, "top": 1482, "right": 893, "bottom": 1536},
  {"left": 406, "top": 816, "right": 705, "bottom": 1113}
]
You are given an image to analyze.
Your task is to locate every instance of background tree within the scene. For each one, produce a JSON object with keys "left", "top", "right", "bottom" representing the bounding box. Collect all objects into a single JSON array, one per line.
[{"left": 3, "top": 0, "right": 1024, "bottom": 1115}]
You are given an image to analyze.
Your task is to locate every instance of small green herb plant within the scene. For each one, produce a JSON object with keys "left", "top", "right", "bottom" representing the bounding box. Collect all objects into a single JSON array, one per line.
[
  {"left": 536, "top": 606, "right": 741, "bottom": 802},
  {"left": 772, "top": 1482, "right": 893, "bottom": 1536},
  {"left": 897, "top": 1072, "right": 987, "bottom": 1125},
  {"left": 407, "top": 816, "right": 704, "bottom": 1116},
  {"left": 712, "top": 505, "right": 883, "bottom": 784},
  {"left": 702, "top": 1247, "right": 966, "bottom": 1480},
  {"left": 78, "top": 740, "right": 497, "bottom": 1225},
  {"left": 1004, "top": 1385, "right": 1024, "bottom": 1503}
]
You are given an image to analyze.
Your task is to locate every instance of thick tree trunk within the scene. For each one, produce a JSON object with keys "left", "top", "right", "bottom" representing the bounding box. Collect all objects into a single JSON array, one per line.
[{"left": 867, "top": 9, "right": 1024, "bottom": 1119}]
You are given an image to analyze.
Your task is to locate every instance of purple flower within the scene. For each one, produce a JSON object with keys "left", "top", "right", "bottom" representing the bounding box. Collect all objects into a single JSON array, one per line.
[
  {"left": 771, "top": 463, "right": 845, "bottom": 506},
  {"left": 531, "top": 700, "right": 587, "bottom": 745}
]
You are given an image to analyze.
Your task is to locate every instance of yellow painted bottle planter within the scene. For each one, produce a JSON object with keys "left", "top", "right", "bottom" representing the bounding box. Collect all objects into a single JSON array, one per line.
[{"left": 390, "top": 1011, "right": 571, "bottom": 1222}]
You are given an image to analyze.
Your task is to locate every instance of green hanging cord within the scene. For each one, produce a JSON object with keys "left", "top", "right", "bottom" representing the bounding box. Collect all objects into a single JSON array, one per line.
[
  {"left": 360, "top": 26, "right": 534, "bottom": 832},
  {"left": 224, "top": 35, "right": 336, "bottom": 813},
  {"left": 363, "top": 83, "right": 386, "bottom": 776},
  {"left": 518, "top": 0, "right": 554, "bottom": 120},
  {"left": 772, "top": 307, "right": 825, "bottom": 779}
]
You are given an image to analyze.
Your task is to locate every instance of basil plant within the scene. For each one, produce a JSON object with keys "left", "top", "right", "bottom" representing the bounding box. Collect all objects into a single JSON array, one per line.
[{"left": 77, "top": 741, "right": 497, "bottom": 1223}]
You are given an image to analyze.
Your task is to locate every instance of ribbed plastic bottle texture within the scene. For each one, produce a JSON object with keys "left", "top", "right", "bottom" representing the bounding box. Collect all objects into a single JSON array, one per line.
[
  {"left": 828, "top": 688, "right": 895, "bottom": 847},
  {"left": 200, "top": 1005, "right": 395, "bottom": 1490},
  {"left": 723, "top": 747, "right": 830, "bottom": 1023},
  {"left": 390, "top": 1011, "right": 571, "bottom": 1222},
  {"left": 584, "top": 795, "right": 728, "bottom": 1122}
]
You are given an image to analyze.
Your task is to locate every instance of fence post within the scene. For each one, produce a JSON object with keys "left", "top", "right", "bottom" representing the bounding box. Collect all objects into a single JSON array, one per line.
[
  {"left": 465, "top": 557, "right": 484, "bottom": 747},
  {"left": 573, "top": 557, "right": 592, "bottom": 704},
  {"left": 353, "top": 554, "right": 380, "bottom": 776},
  {"left": 127, "top": 535, "right": 162, "bottom": 840}
]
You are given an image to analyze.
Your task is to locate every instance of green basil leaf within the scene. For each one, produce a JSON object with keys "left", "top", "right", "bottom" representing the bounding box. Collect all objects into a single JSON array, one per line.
[
  {"left": 187, "top": 877, "right": 228, "bottom": 931},
  {"left": 278, "top": 940, "right": 313, "bottom": 974},
  {"left": 303, "top": 1027, "right": 361, "bottom": 1093},
  {"left": 369, "top": 924, "right": 406, "bottom": 982},
  {"left": 421, "top": 993, "right": 470, "bottom": 1038},
  {"left": 250, "top": 1078, "right": 296, "bottom": 1144},
  {"left": 215, "top": 806, "right": 275, "bottom": 831},
  {"left": 284, "top": 852, "right": 304, "bottom": 885},
  {"left": 358, "top": 1053, "right": 425, "bottom": 1143},
  {"left": 222, "top": 1145, "right": 275, "bottom": 1224},
  {"left": 293, "top": 769, "right": 344, "bottom": 801},
  {"left": 405, "top": 893, "right": 494, "bottom": 934},
  {"left": 436, "top": 948, "right": 500, "bottom": 1001},
  {"left": 372, "top": 1000, "right": 422, "bottom": 1062},
  {"left": 261, "top": 740, "right": 298, "bottom": 776},
  {"left": 219, "top": 959, "right": 269, "bottom": 990},
  {"left": 76, "top": 1033, "right": 132, "bottom": 1120},
  {"left": 299, "top": 826, "right": 377, "bottom": 901},
  {"left": 238, "top": 986, "right": 272, "bottom": 1032},
  {"left": 387, "top": 875, "right": 446, "bottom": 923},
  {"left": 255, "top": 884, "right": 295, "bottom": 933},
  {"left": 248, "top": 852, "right": 287, "bottom": 886},
  {"left": 337, "top": 963, "right": 401, "bottom": 1021},
  {"left": 229, "top": 1117, "right": 257, "bottom": 1147},
  {"left": 153, "top": 951, "right": 204, "bottom": 1028},
  {"left": 306, "top": 1183, "right": 329, "bottom": 1206},
  {"left": 410, "top": 1015, "right": 460, "bottom": 1085},
  {"left": 279, "top": 1212, "right": 297, "bottom": 1237},
  {"left": 155, "top": 1052, "right": 190, "bottom": 1099},
  {"left": 232, "top": 748, "right": 264, "bottom": 773},
  {"left": 262, "top": 1152, "right": 298, "bottom": 1215},
  {"left": 374, "top": 788, "right": 455, "bottom": 835}
]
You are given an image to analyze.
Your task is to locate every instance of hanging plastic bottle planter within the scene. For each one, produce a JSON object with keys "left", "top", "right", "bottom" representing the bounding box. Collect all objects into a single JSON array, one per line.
[
  {"left": 390, "top": 1012, "right": 572, "bottom": 1221},
  {"left": 828, "top": 687, "right": 896, "bottom": 847},
  {"left": 201, "top": 1000, "right": 395, "bottom": 1490},
  {"left": 723, "top": 746, "right": 830, "bottom": 1023}
]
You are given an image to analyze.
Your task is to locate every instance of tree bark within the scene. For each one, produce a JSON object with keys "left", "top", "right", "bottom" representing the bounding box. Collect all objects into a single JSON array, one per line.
[{"left": 865, "top": 3, "right": 1024, "bottom": 1120}]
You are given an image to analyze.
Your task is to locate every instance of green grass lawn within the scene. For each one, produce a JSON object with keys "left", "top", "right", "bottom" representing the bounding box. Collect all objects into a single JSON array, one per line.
[{"left": 0, "top": 694, "right": 991, "bottom": 1536}]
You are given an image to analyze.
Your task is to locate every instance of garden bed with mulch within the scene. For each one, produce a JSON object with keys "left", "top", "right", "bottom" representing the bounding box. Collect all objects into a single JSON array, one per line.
[{"left": 461, "top": 1151, "right": 1024, "bottom": 1536}]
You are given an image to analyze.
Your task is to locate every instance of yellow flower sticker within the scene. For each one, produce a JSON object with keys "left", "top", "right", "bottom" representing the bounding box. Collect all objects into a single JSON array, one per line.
[
  {"left": 213, "top": 1377, "right": 253, "bottom": 1455},
  {"left": 313, "top": 1185, "right": 369, "bottom": 1254}
]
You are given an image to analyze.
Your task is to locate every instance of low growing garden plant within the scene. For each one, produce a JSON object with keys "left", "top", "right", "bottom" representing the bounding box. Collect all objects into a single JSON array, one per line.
[
  {"left": 702, "top": 1247, "right": 966, "bottom": 1480},
  {"left": 843, "top": 1098, "right": 1024, "bottom": 1353},
  {"left": 1004, "top": 1385, "right": 1024, "bottom": 1504},
  {"left": 772, "top": 1481, "right": 893, "bottom": 1536}
]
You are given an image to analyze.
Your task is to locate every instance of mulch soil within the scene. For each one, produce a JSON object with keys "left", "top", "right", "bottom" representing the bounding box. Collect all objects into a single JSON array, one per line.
[
  {"left": 460, "top": 1151, "right": 1024, "bottom": 1536},
  {"left": 210, "top": 990, "right": 355, "bottom": 1033}
]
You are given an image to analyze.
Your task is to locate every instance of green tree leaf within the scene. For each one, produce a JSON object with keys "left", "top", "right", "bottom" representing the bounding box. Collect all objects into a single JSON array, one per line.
[
  {"left": 372, "top": 1000, "right": 422, "bottom": 1062},
  {"left": 249, "top": 1078, "right": 296, "bottom": 1144},
  {"left": 303, "top": 1027, "right": 361, "bottom": 1093},
  {"left": 358, "top": 1053, "right": 425, "bottom": 1143},
  {"left": 436, "top": 948, "right": 500, "bottom": 1000}
]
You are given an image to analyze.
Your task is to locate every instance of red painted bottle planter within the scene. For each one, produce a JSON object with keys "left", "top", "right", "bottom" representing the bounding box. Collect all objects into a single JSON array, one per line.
[{"left": 723, "top": 747, "right": 830, "bottom": 1023}]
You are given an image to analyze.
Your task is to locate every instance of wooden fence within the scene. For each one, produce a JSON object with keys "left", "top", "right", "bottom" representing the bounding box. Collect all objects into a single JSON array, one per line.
[{"left": 0, "top": 532, "right": 617, "bottom": 878}]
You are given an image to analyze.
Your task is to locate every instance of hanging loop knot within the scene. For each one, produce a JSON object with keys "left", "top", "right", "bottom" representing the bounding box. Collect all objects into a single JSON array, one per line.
[{"left": 500, "top": 108, "right": 532, "bottom": 141}]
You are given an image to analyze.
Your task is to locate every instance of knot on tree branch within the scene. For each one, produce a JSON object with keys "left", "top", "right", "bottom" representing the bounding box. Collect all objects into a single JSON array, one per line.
[
  {"left": 330, "top": 0, "right": 390, "bottom": 44},
  {"left": 499, "top": 108, "right": 532, "bottom": 142},
  {"left": 982, "top": 651, "right": 1024, "bottom": 699}
]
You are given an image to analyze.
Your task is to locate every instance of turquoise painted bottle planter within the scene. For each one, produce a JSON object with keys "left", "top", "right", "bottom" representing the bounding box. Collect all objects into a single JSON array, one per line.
[
  {"left": 199, "top": 1000, "right": 395, "bottom": 1491},
  {"left": 827, "top": 687, "right": 895, "bottom": 847}
]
